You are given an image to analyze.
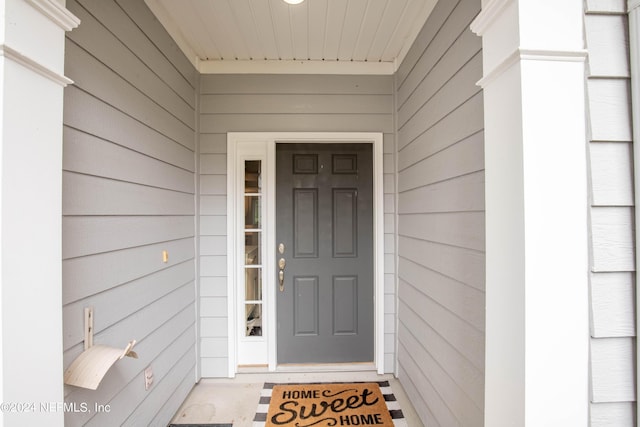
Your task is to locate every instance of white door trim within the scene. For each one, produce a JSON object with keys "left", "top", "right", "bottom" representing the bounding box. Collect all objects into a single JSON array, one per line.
[{"left": 227, "top": 132, "right": 385, "bottom": 376}]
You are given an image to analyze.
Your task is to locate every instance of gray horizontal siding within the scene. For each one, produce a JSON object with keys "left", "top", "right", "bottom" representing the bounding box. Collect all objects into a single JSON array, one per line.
[
  {"left": 395, "top": 0, "right": 485, "bottom": 425},
  {"left": 199, "top": 114, "right": 393, "bottom": 134},
  {"left": 62, "top": 0, "right": 196, "bottom": 425},
  {"left": 585, "top": 1, "right": 636, "bottom": 425},
  {"left": 198, "top": 73, "right": 396, "bottom": 376},
  {"left": 200, "top": 94, "right": 391, "bottom": 114},
  {"left": 200, "top": 74, "right": 392, "bottom": 94}
]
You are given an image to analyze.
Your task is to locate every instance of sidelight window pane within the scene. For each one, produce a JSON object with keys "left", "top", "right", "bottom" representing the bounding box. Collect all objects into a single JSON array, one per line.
[
  {"left": 245, "top": 160, "right": 261, "bottom": 193},
  {"left": 244, "top": 196, "right": 261, "bottom": 229},
  {"left": 244, "top": 232, "right": 261, "bottom": 265},
  {"left": 245, "top": 304, "right": 262, "bottom": 336},
  {"left": 245, "top": 268, "right": 262, "bottom": 301}
]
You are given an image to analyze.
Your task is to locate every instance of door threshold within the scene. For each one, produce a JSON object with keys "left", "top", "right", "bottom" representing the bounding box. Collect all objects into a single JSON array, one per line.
[
  {"left": 238, "top": 362, "right": 376, "bottom": 374},
  {"left": 277, "top": 362, "right": 376, "bottom": 373}
]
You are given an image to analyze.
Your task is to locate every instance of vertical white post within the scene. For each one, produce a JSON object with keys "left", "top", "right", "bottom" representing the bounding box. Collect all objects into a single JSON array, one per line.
[
  {"left": 0, "top": 1, "right": 78, "bottom": 425},
  {"left": 627, "top": 1, "right": 640, "bottom": 423},
  {"left": 472, "top": 0, "right": 590, "bottom": 425}
]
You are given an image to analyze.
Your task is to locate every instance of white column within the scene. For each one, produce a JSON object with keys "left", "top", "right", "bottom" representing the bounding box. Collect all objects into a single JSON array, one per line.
[
  {"left": 471, "top": 1, "right": 589, "bottom": 425},
  {"left": 0, "top": 1, "right": 78, "bottom": 425}
]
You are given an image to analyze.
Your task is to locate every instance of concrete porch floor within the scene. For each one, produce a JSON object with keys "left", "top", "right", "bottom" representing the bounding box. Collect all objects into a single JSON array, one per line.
[{"left": 170, "top": 371, "right": 424, "bottom": 426}]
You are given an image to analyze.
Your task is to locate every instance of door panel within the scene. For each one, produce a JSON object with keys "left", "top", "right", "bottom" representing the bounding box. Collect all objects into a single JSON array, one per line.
[
  {"left": 293, "top": 189, "right": 318, "bottom": 258},
  {"left": 333, "top": 276, "right": 358, "bottom": 335},
  {"left": 276, "top": 143, "right": 373, "bottom": 364},
  {"left": 294, "top": 276, "right": 319, "bottom": 336},
  {"left": 333, "top": 189, "right": 358, "bottom": 257}
]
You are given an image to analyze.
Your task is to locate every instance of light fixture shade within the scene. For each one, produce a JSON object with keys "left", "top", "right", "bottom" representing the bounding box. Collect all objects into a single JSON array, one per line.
[{"left": 283, "top": 0, "right": 304, "bottom": 4}]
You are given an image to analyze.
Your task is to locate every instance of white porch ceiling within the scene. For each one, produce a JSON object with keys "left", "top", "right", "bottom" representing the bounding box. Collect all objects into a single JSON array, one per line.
[{"left": 145, "top": 0, "right": 437, "bottom": 74}]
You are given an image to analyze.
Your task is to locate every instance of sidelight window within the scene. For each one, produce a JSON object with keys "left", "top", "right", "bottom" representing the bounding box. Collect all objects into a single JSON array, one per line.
[{"left": 243, "top": 160, "right": 263, "bottom": 337}]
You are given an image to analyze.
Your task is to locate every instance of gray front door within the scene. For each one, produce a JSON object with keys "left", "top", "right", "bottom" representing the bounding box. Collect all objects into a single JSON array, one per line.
[{"left": 276, "top": 143, "right": 374, "bottom": 364}]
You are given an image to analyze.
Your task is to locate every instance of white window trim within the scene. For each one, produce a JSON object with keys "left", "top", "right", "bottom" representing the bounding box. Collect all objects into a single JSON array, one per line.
[{"left": 227, "top": 132, "right": 385, "bottom": 376}]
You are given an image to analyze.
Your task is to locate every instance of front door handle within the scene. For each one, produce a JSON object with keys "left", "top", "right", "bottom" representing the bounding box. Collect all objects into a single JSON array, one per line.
[{"left": 278, "top": 258, "right": 286, "bottom": 291}]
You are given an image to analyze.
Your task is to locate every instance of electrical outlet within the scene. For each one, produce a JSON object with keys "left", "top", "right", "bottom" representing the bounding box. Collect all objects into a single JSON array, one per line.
[{"left": 144, "top": 366, "right": 154, "bottom": 390}]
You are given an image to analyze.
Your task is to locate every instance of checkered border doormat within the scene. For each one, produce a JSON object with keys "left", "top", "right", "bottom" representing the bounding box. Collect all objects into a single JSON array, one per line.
[{"left": 252, "top": 381, "right": 406, "bottom": 426}]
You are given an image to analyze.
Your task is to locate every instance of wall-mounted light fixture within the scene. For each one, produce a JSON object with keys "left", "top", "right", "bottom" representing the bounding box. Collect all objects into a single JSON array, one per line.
[{"left": 283, "top": 0, "right": 304, "bottom": 4}]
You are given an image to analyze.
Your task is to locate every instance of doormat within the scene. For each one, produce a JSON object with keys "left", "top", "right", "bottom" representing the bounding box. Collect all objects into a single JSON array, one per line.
[{"left": 253, "top": 381, "right": 406, "bottom": 426}]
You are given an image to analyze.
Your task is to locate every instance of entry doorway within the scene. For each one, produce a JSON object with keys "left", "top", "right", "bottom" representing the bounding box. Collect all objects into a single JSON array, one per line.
[
  {"left": 226, "top": 133, "right": 385, "bottom": 376},
  {"left": 275, "top": 143, "right": 374, "bottom": 364}
]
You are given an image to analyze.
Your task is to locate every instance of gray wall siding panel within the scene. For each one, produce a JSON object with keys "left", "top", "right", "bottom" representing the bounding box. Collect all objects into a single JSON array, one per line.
[
  {"left": 589, "top": 141, "right": 634, "bottom": 206},
  {"left": 65, "top": 40, "right": 194, "bottom": 148},
  {"left": 585, "top": 4, "right": 636, "bottom": 423},
  {"left": 591, "top": 337, "right": 636, "bottom": 403},
  {"left": 63, "top": 87, "right": 195, "bottom": 172},
  {"left": 591, "top": 402, "right": 635, "bottom": 427},
  {"left": 199, "top": 113, "right": 394, "bottom": 134},
  {"left": 395, "top": 0, "right": 485, "bottom": 425},
  {"left": 398, "top": 171, "right": 485, "bottom": 214},
  {"left": 67, "top": 3, "right": 195, "bottom": 126},
  {"left": 398, "top": 131, "right": 484, "bottom": 192},
  {"left": 200, "top": 74, "right": 393, "bottom": 95},
  {"left": 62, "top": 0, "right": 196, "bottom": 425},
  {"left": 398, "top": 92, "right": 484, "bottom": 166},
  {"left": 114, "top": 0, "right": 197, "bottom": 92},
  {"left": 62, "top": 172, "right": 194, "bottom": 216},
  {"left": 590, "top": 207, "right": 635, "bottom": 272},
  {"left": 394, "top": 0, "right": 458, "bottom": 88},
  {"left": 63, "top": 216, "right": 194, "bottom": 259},
  {"left": 591, "top": 272, "right": 635, "bottom": 338},
  {"left": 584, "top": 14, "right": 630, "bottom": 78},
  {"left": 586, "top": 0, "right": 627, "bottom": 13},
  {"left": 587, "top": 79, "right": 632, "bottom": 142},
  {"left": 200, "top": 94, "right": 392, "bottom": 114},
  {"left": 397, "top": 53, "right": 482, "bottom": 147},
  {"left": 397, "top": 0, "right": 482, "bottom": 108},
  {"left": 63, "top": 262, "right": 195, "bottom": 346},
  {"left": 198, "top": 73, "right": 395, "bottom": 375},
  {"left": 63, "top": 128, "right": 194, "bottom": 194}
]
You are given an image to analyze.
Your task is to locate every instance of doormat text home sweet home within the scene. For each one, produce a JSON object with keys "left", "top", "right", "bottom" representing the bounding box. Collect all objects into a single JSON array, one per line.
[{"left": 253, "top": 381, "right": 405, "bottom": 426}]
